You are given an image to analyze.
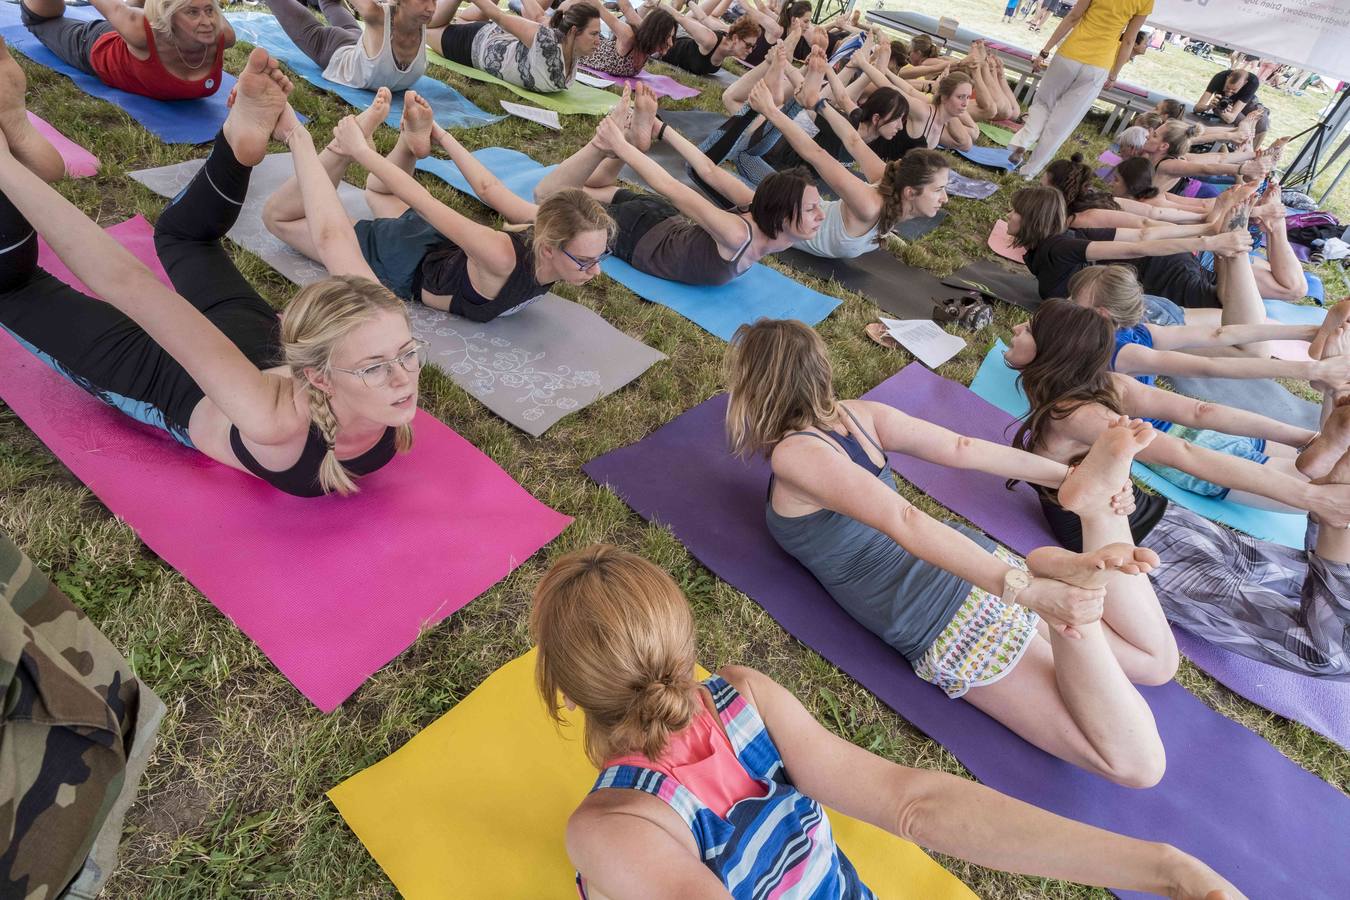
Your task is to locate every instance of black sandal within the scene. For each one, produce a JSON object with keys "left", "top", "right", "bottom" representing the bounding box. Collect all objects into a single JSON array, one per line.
[{"left": 932, "top": 294, "right": 993, "bottom": 332}]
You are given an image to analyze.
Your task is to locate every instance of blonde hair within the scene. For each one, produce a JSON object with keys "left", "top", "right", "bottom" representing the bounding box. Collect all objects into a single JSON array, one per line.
[
  {"left": 143, "top": 0, "right": 223, "bottom": 42},
  {"left": 1155, "top": 120, "right": 1202, "bottom": 157},
  {"left": 531, "top": 545, "right": 699, "bottom": 769},
  {"left": 1068, "top": 265, "right": 1145, "bottom": 328},
  {"left": 528, "top": 189, "right": 616, "bottom": 270},
  {"left": 280, "top": 276, "right": 415, "bottom": 496},
  {"left": 724, "top": 319, "right": 838, "bottom": 458}
]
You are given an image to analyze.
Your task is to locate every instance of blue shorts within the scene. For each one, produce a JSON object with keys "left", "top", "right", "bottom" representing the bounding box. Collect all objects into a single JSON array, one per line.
[
  {"left": 1143, "top": 294, "right": 1186, "bottom": 326},
  {"left": 1142, "top": 424, "right": 1269, "bottom": 498}
]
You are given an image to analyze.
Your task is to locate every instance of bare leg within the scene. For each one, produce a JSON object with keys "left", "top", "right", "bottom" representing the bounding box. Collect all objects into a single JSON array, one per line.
[
  {"left": 22, "top": 0, "right": 65, "bottom": 18},
  {"left": 222, "top": 48, "right": 294, "bottom": 167},
  {"left": 1250, "top": 195, "right": 1307, "bottom": 301},
  {"left": 0, "top": 37, "right": 63, "bottom": 182},
  {"left": 365, "top": 91, "right": 434, "bottom": 218}
]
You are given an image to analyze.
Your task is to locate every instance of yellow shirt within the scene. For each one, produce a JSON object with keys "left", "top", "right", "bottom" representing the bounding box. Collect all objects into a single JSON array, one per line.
[{"left": 1058, "top": 0, "right": 1153, "bottom": 71}]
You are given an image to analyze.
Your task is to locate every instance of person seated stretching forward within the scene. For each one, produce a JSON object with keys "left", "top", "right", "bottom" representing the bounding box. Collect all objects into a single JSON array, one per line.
[
  {"left": 21, "top": 0, "right": 235, "bottom": 99},
  {"left": 0, "top": 46, "right": 421, "bottom": 497},
  {"left": 727, "top": 319, "right": 1182, "bottom": 787},
  {"left": 534, "top": 87, "right": 825, "bottom": 285},
  {"left": 265, "top": 0, "right": 435, "bottom": 91},
  {"left": 264, "top": 88, "right": 615, "bottom": 321},
  {"left": 536, "top": 544, "right": 1243, "bottom": 897}
]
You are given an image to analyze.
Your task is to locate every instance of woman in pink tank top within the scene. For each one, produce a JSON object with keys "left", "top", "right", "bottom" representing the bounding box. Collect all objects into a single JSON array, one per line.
[{"left": 533, "top": 545, "right": 1242, "bottom": 899}]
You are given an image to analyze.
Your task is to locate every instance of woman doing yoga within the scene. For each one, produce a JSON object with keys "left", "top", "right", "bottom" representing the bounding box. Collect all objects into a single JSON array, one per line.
[
  {"left": 264, "top": 89, "right": 614, "bottom": 322},
  {"left": 21, "top": 0, "right": 234, "bottom": 100},
  {"left": 430, "top": 0, "right": 601, "bottom": 93},
  {"left": 534, "top": 88, "right": 824, "bottom": 285},
  {"left": 742, "top": 0, "right": 809, "bottom": 65},
  {"left": 577, "top": 0, "right": 677, "bottom": 78},
  {"left": 0, "top": 48, "right": 419, "bottom": 497},
  {"left": 1111, "top": 156, "right": 1218, "bottom": 220},
  {"left": 1004, "top": 297, "right": 1350, "bottom": 518},
  {"left": 849, "top": 40, "right": 978, "bottom": 154},
  {"left": 265, "top": 0, "right": 434, "bottom": 91},
  {"left": 538, "top": 544, "right": 1244, "bottom": 898},
  {"left": 1044, "top": 154, "right": 1208, "bottom": 226},
  {"left": 1014, "top": 301, "right": 1350, "bottom": 678},
  {"left": 727, "top": 319, "right": 1181, "bottom": 787},
  {"left": 658, "top": 8, "right": 761, "bottom": 77}
]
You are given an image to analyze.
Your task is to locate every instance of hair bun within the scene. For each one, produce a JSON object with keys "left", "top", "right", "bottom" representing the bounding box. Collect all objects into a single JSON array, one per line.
[
  {"left": 636, "top": 677, "right": 694, "bottom": 732},
  {"left": 1070, "top": 152, "right": 1085, "bottom": 164}
]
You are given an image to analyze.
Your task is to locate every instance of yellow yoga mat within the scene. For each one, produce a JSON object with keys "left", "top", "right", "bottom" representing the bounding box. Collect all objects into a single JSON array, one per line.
[
  {"left": 427, "top": 50, "right": 620, "bottom": 116},
  {"left": 329, "top": 650, "right": 976, "bottom": 899}
]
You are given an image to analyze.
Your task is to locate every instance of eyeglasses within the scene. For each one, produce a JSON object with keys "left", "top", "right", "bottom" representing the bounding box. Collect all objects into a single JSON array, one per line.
[
  {"left": 560, "top": 246, "right": 610, "bottom": 272},
  {"left": 331, "top": 339, "right": 428, "bottom": 388}
]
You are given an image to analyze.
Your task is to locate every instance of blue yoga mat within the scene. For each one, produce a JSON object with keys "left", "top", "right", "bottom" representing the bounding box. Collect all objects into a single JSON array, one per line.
[
  {"left": 949, "top": 144, "right": 1017, "bottom": 171},
  {"left": 1265, "top": 298, "right": 1327, "bottom": 325},
  {"left": 969, "top": 341, "right": 1307, "bottom": 548},
  {"left": 0, "top": 5, "right": 232, "bottom": 144},
  {"left": 226, "top": 13, "right": 499, "bottom": 130},
  {"left": 421, "top": 147, "right": 843, "bottom": 341}
]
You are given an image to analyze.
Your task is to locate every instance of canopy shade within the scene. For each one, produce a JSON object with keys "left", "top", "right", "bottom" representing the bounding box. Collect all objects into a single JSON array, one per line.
[{"left": 1148, "top": 0, "right": 1350, "bottom": 82}]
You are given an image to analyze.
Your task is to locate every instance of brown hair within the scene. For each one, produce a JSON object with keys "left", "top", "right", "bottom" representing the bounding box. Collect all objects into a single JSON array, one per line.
[
  {"left": 632, "top": 7, "right": 678, "bottom": 57},
  {"left": 1130, "top": 111, "right": 1166, "bottom": 131},
  {"left": 724, "top": 319, "right": 838, "bottom": 458},
  {"left": 1068, "top": 264, "right": 1144, "bottom": 328},
  {"left": 1008, "top": 185, "right": 1067, "bottom": 249},
  {"left": 726, "top": 15, "right": 762, "bottom": 43},
  {"left": 1115, "top": 156, "right": 1160, "bottom": 200},
  {"left": 1156, "top": 99, "right": 1185, "bottom": 120},
  {"left": 1009, "top": 299, "right": 1123, "bottom": 456},
  {"left": 280, "top": 276, "right": 415, "bottom": 495},
  {"left": 1043, "top": 154, "right": 1119, "bottom": 215},
  {"left": 531, "top": 544, "right": 699, "bottom": 769},
  {"left": 750, "top": 167, "right": 813, "bottom": 239},
  {"left": 936, "top": 71, "right": 972, "bottom": 102},
  {"left": 909, "top": 34, "right": 939, "bottom": 60},
  {"left": 876, "top": 148, "right": 949, "bottom": 239}
]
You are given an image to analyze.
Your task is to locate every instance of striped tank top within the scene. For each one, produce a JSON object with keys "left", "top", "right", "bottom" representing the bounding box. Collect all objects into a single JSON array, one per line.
[{"left": 580, "top": 675, "right": 874, "bottom": 899}]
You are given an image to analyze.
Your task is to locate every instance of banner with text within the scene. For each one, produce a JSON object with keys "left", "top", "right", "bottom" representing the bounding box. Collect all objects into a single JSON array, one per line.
[{"left": 1149, "top": 0, "right": 1350, "bottom": 81}]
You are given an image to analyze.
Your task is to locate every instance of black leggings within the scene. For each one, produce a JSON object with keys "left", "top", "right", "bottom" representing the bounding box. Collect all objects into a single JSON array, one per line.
[{"left": 0, "top": 132, "right": 279, "bottom": 446}]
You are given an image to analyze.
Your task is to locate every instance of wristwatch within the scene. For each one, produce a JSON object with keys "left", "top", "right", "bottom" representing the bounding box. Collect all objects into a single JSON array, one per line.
[
  {"left": 1002, "top": 569, "right": 1032, "bottom": 604},
  {"left": 1038, "top": 50, "right": 1050, "bottom": 59}
]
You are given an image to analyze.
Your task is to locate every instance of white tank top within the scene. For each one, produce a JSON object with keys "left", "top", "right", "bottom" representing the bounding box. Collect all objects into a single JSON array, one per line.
[
  {"left": 322, "top": 3, "right": 427, "bottom": 91},
  {"left": 792, "top": 199, "right": 879, "bottom": 259}
]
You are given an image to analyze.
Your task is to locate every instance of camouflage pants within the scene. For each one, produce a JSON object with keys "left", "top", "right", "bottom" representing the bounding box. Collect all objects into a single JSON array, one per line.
[{"left": 0, "top": 533, "right": 164, "bottom": 899}]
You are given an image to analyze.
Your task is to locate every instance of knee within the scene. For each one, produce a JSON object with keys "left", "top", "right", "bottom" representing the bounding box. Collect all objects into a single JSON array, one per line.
[
  {"left": 1132, "top": 644, "right": 1180, "bottom": 686},
  {"left": 1105, "top": 750, "right": 1167, "bottom": 789}
]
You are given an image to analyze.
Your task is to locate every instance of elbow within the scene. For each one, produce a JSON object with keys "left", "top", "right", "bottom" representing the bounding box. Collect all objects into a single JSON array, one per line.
[
  {"left": 1191, "top": 400, "right": 1219, "bottom": 427},
  {"left": 887, "top": 785, "right": 937, "bottom": 846}
]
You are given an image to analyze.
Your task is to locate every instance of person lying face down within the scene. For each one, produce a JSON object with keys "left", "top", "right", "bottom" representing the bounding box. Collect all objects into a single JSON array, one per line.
[
  {"left": 724, "top": 318, "right": 1189, "bottom": 787},
  {"left": 0, "top": 47, "right": 419, "bottom": 498},
  {"left": 20, "top": 0, "right": 236, "bottom": 100},
  {"left": 264, "top": 89, "right": 616, "bottom": 324},
  {"left": 534, "top": 543, "right": 1246, "bottom": 897},
  {"left": 430, "top": 0, "right": 603, "bottom": 93},
  {"left": 1008, "top": 299, "right": 1350, "bottom": 678},
  {"left": 265, "top": 0, "right": 436, "bottom": 92},
  {"left": 533, "top": 87, "right": 826, "bottom": 286}
]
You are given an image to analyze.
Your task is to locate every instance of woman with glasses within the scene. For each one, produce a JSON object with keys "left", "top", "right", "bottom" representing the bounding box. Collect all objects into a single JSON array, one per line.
[
  {"left": 265, "top": 90, "right": 616, "bottom": 324},
  {"left": 0, "top": 49, "right": 418, "bottom": 497}
]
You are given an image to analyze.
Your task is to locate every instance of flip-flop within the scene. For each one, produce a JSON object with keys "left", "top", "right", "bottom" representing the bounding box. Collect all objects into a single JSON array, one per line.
[{"left": 865, "top": 322, "right": 901, "bottom": 349}]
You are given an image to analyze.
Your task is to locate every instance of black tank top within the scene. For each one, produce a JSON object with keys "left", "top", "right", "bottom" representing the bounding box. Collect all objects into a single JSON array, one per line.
[
  {"left": 415, "top": 231, "right": 553, "bottom": 323},
  {"left": 228, "top": 423, "right": 398, "bottom": 498},
  {"left": 868, "top": 105, "right": 936, "bottom": 161},
  {"left": 1038, "top": 484, "right": 1168, "bottom": 552}
]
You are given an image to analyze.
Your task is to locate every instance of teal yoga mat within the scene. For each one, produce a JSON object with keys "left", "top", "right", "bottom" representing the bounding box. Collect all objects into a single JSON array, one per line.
[
  {"left": 227, "top": 13, "right": 500, "bottom": 129},
  {"left": 969, "top": 341, "right": 1307, "bottom": 549},
  {"left": 418, "top": 148, "right": 842, "bottom": 341}
]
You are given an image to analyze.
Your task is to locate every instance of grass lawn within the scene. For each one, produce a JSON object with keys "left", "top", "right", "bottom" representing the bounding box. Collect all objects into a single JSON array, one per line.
[{"left": 2, "top": 5, "right": 1346, "bottom": 898}]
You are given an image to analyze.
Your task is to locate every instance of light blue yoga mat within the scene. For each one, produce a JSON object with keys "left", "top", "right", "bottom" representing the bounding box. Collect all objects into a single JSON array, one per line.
[
  {"left": 420, "top": 147, "right": 842, "bottom": 341},
  {"left": 950, "top": 144, "right": 1018, "bottom": 171},
  {"left": 0, "top": 4, "right": 233, "bottom": 144},
  {"left": 226, "top": 12, "right": 499, "bottom": 130},
  {"left": 970, "top": 341, "right": 1307, "bottom": 549},
  {"left": 1265, "top": 299, "right": 1327, "bottom": 326}
]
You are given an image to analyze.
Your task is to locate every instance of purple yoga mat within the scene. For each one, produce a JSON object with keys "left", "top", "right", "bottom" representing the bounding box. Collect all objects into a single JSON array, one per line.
[
  {"left": 583, "top": 370, "right": 1349, "bottom": 900},
  {"left": 578, "top": 66, "right": 700, "bottom": 99},
  {"left": 872, "top": 364, "right": 1350, "bottom": 752}
]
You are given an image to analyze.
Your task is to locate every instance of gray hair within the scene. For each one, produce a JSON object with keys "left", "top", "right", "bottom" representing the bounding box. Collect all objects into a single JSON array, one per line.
[{"left": 1119, "top": 126, "right": 1150, "bottom": 151}]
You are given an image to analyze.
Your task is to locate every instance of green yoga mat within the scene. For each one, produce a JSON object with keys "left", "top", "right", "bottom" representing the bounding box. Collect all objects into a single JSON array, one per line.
[
  {"left": 977, "top": 123, "right": 1015, "bottom": 147},
  {"left": 427, "top": 50, "right": 618, "bottom": 116}
]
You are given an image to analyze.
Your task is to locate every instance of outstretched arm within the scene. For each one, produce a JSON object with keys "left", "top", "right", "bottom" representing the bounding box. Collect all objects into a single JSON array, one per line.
[
  {"left": 657, "top": 121, "right": 756, "bottom": 209},
  {"left": 1083, "top": 230, "right": 1247, "bottom": 262},
  {"left": 0, "top": 139, "right": 299, "bottom": 443},
  {"left": 662, "top": 2, "right": 720, "bottom": 53},
  {"left": 431, "top": 123, "right": 538, "bottom": 224},
  {"left": 1123, "top": 378, "right": 1314, "bottom": 447},
  {"left": 348, "top": 0, "right": 388, "bottom": 27},
  {"left": 591, "top": 0, "right": 637, "bottom": 52},
  {"left": 1115, "top": 338, "right": 1337, "bottom": 383},
  {"left": 88, "top": 0, "right": 149, "bottom": 52},
  {"left": 284, "top": 124, "right": 379, "bottom": 282}
]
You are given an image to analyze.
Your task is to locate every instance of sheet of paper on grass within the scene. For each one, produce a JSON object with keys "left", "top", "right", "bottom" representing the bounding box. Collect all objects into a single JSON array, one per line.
[
  {"left": 574, "top": 70, "right": 615, "bottom": 88},
  {"left": 879, "top": 318, "right": 965, "bottom": 368},
  {"left": 500, "top": 100, "right": 561, "bottom": 130}
]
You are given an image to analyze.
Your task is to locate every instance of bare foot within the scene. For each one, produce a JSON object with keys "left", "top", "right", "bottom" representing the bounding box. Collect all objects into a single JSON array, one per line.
[
  {"left": 273, "top": 103, "right": 303, "bottom": 144},
  {"left": 1309, "top": 299, "right": 1350, "bottom": 360},
  {"left": 1298, "top": 396, "right": 1350, "bottom": 481},
  {"left": 398, "top": 90, "right": 434, "bottom": 159},
  {"left": 1058, "top": 417, "right": 1156, "bottom": 514},
  {"left": 1026, "top": 543, "right": 1161, "bottom": 590},
  {"left": 0, "top": 37, "right": 63, "bottom": 182},
  {"left": 356, "top": 86, "right": 393, "bottom": 139},
  {"left": 1307, "top": 473, "right": 1350, "bottom": 527},
  {"left": 631, "top": 83, "right": 657, "bottom": 153},
  {"left": 222, "top": 48, "right": 291, "bottom": 166}
]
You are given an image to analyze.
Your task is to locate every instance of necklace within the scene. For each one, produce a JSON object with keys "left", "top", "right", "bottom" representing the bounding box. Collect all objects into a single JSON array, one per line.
[{"left": 171, "top": 36, "right": 212, "bottom": 71}]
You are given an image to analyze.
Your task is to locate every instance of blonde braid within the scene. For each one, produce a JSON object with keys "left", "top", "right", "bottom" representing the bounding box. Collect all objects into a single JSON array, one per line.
[{"left": 302, "top": 380, "right": 357, "bottom": 496}]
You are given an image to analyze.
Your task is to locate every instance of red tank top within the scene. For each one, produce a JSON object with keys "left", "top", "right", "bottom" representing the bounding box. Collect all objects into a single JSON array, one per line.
[{"left": 89, "top": 18, "right": 224, "bottom": 100}]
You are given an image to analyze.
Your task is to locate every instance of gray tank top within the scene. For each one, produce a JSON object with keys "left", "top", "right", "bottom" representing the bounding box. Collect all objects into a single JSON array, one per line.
[
  {"left": 764, "top": 412, "right": 995, "bottom": 661},
  {"left": 321, "top": 4, "right": 427, "bottom": 92}
]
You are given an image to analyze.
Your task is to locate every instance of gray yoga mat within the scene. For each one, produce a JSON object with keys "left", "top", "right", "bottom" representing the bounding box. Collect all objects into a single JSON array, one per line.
[
  {"left": 942, "top": 258, "right": 1042, "bottom": 311},
  {"left": 623, "top": 108, "right": 725, "bottom": 191},
  {"left": 1166, "top": 376, "right": 1322, "bottom": 431},
  {"left": 131, "top": 156, "right": 664, "bottom": 435},
  {"left": 777, "top": 248, "right": 952, "bottom": 319}
]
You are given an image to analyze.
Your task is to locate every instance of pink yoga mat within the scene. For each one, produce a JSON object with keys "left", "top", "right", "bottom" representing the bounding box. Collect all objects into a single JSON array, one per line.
[
  {"left": 27, "top": 111, "right": 99, "bottom": 178},
  {"left": 579, "top": 66, "right": 700, "bottom": 100},
  {"left": 987, "top": 218, "right": 1024, "bottom": 263},
  {"left": 1095, "top": 149, "right": 1122, "bottom": 181},
  {"left": 16, "top": 217, "right": 571, "bottom": 711}
]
